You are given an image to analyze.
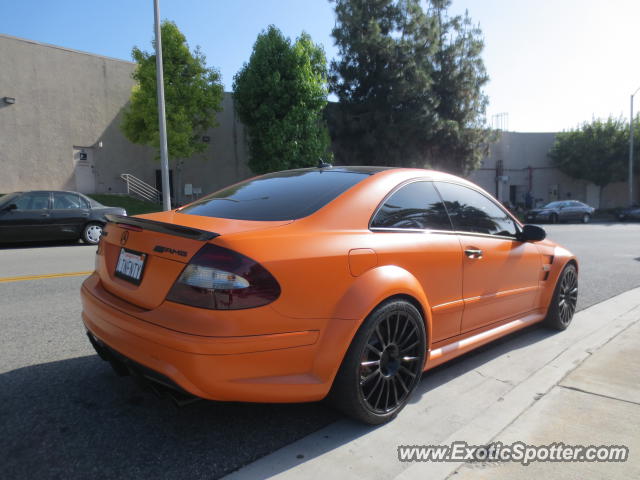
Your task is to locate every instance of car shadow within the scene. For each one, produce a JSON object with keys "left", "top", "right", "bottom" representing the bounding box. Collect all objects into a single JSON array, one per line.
[{"left": 1, "top": 323, "right": 556, "bottom": 480}]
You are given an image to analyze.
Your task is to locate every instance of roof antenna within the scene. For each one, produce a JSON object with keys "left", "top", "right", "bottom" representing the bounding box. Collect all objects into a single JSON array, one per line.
[{"left": 317, "top": 159, "right": 332, "bottom": 169}]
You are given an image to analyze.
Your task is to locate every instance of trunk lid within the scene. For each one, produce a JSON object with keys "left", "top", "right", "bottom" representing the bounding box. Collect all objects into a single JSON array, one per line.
[{"left": 96, "top": 211, "right": 291, "bottom": 309}]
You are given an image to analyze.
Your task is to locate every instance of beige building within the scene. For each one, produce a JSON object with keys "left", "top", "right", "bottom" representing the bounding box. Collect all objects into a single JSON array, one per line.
[
  {"left": 0, "top": 33, "right": 251, "bottom": 203},
  {"left": 1, "top": 33, "right": 636, "bottom": 208},
  {"left": 469, "top": 131, "right": 637, "bottom": 209}
]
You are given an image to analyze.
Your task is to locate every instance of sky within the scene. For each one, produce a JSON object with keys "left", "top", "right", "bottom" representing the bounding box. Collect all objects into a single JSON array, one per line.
[{"left": 1, "top": 0, "right": 639, "bottom": 132}]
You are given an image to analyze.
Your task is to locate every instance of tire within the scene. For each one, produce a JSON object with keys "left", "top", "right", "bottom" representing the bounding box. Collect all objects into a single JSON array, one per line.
[
  {"left": 328, "top": 299, "right": 426, "bottom": 425},
  {"left": 550, "top": 213, "right": 558, "bottom": 224},
  {"left": 82, "top": 222, "right": 103, "bottom": 245},
  {"left": 544, "top": 264, "right": 578, "bottom": 331},
  {"left": 582, "top": 213, "right": 590, "bottom": 224}
]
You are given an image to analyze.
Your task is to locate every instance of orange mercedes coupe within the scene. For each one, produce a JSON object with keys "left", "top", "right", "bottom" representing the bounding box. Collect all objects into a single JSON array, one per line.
[{"left": 81, "top": 166, "right": 578, "bottom": 424}]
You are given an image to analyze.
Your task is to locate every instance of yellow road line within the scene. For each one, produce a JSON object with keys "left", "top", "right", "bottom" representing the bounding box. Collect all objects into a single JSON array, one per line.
[{"left": 0, "top": 271, "right": 94, "bottom": 283}]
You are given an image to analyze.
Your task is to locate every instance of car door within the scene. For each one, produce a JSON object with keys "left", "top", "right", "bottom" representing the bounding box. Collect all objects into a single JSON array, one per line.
[
  {"left": 557, "top": 201, "right": 572, "bottom": 221},
  {"left": 50, "top": 192, "right": 91, "bottom": 240},
  {"left": 434, "top": 182, "right": 542, "bottom": 333},
  {"left": 0, "top": 192, "right": 53, "bottom": 242},
  {"left": 370, "top": 180, "right": 464, "bottom": 342}
]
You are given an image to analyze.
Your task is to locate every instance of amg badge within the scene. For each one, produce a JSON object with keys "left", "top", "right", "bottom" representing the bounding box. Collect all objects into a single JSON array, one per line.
[{"left": 153, "top": 245, "right": 188, "bottom": 257}]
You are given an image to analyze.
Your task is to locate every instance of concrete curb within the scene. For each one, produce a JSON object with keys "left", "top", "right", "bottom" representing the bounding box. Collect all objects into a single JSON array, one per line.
[{"left": 224, "top": 287, "right": 640, "bottom": 480}]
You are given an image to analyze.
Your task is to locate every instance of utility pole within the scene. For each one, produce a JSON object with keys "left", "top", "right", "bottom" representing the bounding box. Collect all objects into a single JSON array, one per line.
[{"left": 154, "top": 0, "right": 172, "bottom": 211}]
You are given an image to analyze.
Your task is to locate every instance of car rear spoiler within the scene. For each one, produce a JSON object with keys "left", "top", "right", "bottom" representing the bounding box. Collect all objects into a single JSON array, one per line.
[{"left": 105, "top": 214, "right": 219, "bottom": 241}]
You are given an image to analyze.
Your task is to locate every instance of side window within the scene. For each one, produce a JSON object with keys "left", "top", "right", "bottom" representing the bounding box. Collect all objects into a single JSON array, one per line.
[
  {"left": 13, "top": 192, "right": 50, "bottom": 210},
  {"left": 78, "top": 195, "right": 90, "bottom": 209},
  {"left": 53, "top": 192, "right": 84, "bottom": 209},
  {"left": 371, "top": 181, "right": 452, "bottom": 231},
  {"left": 435, "top": 182, "right": 517, "bottom": 237}
]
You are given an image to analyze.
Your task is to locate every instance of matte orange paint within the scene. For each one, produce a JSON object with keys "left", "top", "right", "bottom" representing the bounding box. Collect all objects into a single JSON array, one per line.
[{"left": 81, "top": 168, "right": 576, "bottom": 403}]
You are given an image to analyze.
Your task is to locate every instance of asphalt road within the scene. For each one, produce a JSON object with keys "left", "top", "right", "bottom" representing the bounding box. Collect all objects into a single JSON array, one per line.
[{"left": 1, "top": 223, "right": 639, "bottom": 479}]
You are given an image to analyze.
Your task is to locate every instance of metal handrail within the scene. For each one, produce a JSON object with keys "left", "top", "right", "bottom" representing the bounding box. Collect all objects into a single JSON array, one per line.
[{"left": 120, "top": 173, "right": 161, "bottom": 203}]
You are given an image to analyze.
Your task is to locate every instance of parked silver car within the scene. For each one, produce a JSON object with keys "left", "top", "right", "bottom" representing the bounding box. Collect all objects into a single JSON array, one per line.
[{"left": 525, "top": 200, "right": 595, "bottom": 224}]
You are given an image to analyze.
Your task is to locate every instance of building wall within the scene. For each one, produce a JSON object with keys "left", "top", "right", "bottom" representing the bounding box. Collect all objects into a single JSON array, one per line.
[
  {"left": 0, "top": 34, "right": 252, "bottom": 200},
  {"left": 1, "top": 34, "right": 636, "bottom": 208},
  {"left": 0, "top": 34, "right": 153, "bottom": 193},
  {"left": 468, "top": 131, "right": 638, "bottom": 209}
]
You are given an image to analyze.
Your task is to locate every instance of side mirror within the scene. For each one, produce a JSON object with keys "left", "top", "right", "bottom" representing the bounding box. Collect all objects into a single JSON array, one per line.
[
  {"left": 517, "top": 224, "right": 546, "bottom": 242},
  {"left": 2, "top": 203, "right": 17, "bottom": 212}
]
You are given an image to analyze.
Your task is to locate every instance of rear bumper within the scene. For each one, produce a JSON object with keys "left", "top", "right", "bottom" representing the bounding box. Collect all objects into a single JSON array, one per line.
[{"left": 81, "top": 274, "right": 336, "bottom": 403}]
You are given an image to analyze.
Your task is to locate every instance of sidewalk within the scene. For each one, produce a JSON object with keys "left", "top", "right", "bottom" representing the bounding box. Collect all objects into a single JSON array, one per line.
[
  {"left": 454, "top": 318, "right": 640, "bottom": 479},
  {"left": 226, "top": 287, "right": 640, "bottom": 480}
]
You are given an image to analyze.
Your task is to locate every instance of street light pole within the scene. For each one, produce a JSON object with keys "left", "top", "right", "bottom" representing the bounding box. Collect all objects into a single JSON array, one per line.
[
  {"left": 630, "top": 87, "right": 640, "bottom": 207},
  {"left": 154, "top": 0, "right": 172, "bottom": 211}
]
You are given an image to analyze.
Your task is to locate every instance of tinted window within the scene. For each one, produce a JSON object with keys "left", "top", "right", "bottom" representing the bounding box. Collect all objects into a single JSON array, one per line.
[
  {"left": 371, "top": 181, "right": 452, "bottom": 230},
  {"left": 53, "top": 192, "right": 85, "bottom": 209},
  {"left": 13, "top": 192, "right": 50, "bottom": 210},
  {"left": 544, "top": 201, "right": 563, "bottom": 208},
  {"left": 179, "top": 170, "right": 369, "bottom": 221},
  {"left": 435, "top": 182, "right": 517, "bottom": 237},
  {"left": 0, "top": 193, "right": 20, "bottom": 207},
  {"left": 78, "top": 195, "right": 91, "bottom": 209},
  {"left": 88, "top": 197, "right": 103, "bottom": 208}
]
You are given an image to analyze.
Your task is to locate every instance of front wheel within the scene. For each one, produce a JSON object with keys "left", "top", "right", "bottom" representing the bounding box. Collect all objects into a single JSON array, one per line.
[
  {"left": 82, "top": 222, "right": 103, "bottom": 245},
  {"left": 550, "top": 213, "right": 559, "bottom": 224},
  {"left": 544, "top": 264, "right": 578, "bottom": 331},
  {"left": 582, "top": 213, "right": 591, "bottom": 224},
  {"left": 328, "top": 300, "right": 426, "bottom": 424}
]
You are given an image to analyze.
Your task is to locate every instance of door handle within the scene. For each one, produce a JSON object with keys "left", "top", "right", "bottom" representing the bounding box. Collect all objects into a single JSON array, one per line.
[
  {"left": 40, "top": 213, "right": 50, "bottom": 217},
  {"left": 464, "top": 248, "right": 483, "bottom": 259}
]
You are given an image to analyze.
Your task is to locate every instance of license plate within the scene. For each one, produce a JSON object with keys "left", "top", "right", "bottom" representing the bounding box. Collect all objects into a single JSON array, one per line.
[{"left": 115, "top": 248, "right": 147, "bottom": 285}]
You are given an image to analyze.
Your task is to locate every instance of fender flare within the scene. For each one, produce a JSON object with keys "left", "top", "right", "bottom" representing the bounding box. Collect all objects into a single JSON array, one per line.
[
  {"left": 311, "top": 265, "right": 433, "bottom": 389},
  {"left": 539, "top": 246, "right": 578, "bottom": 311}
]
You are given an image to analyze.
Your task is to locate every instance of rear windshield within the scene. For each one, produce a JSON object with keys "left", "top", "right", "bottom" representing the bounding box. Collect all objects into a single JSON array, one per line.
[{"left": 179, "top": 169, "right": 369, "bottom": 221}]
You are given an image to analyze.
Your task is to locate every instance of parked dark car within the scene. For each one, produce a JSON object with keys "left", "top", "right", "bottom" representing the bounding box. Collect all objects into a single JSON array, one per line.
[
  {"left": 0, "top": 191, "right": 126, "bottom": 245},
  {"left": 617, "top": 204, "right": 640, "bottom": 221},
  {"left": 525, "top": 200, "right": 595, "bottom": 224}
]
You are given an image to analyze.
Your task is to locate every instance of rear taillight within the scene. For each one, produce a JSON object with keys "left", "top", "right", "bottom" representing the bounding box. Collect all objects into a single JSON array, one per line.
[{"left": 166, "top": 244, "right": 280, "bottom": 310}]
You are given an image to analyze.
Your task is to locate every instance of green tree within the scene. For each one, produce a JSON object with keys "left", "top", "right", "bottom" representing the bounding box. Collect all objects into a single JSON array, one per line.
[
  {"left": 549, "top": 117, "right": 631, "bottom": 197},
  {"left": 328, "top": 0, "right": 491, "bottom": 173},
  {"left": 233, "top": 25, "right": 331, "bottom": 174},
  {"left": 430, "top": 1, "right": 491, "bottom": 173},
  {"left": 121, "top": 21, "right": 224, "bottom": 164}
]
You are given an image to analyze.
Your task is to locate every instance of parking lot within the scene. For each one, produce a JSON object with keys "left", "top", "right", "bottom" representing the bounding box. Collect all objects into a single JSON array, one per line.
[{"left": 1, "top": 223, "right": 639, "bottom": 479}]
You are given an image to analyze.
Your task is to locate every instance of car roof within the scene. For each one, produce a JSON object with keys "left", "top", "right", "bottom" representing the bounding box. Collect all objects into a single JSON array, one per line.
[
  {"left": 13, "top": 190, "right": 88, "bottom": 195},
  {"left": 366, "top": 166, "right": 480, "bottom": 187},
  {"left": 290, "top": 166, "right": 474, "bottom": 184}
]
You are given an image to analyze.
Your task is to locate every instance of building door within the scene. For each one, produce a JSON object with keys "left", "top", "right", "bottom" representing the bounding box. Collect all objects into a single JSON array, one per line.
[
  {"left": 586, "top": 184, "right": 600, "bottom": 209},
  {"left": 509, "top": 185, "right": 518, "bottom": 205},
  {"left": 155, "top": 169, "right": 174, "bottom": 203},
  {"left": 73, "top": 147, "right": 95, "bottom": 193}
]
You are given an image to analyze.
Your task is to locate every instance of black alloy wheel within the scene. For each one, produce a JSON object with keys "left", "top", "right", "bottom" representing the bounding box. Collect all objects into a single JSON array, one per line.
[
  {"left": 544, "top": 264, "right": 578, "bottom": 330},
  {"left": 329, "top": 300, "right": 426, "bottom": 424}
]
